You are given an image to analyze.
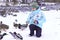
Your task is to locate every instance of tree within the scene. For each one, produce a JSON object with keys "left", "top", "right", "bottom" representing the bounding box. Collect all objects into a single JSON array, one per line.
[
  {"left": 12, "top": 0, "right": 19, "bottom": 5},
  {"left": 6, "top": 0, "right": 10, "bottom": 6}
]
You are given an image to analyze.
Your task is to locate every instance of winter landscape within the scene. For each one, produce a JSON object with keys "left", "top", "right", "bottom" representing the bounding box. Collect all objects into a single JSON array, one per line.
[{"left": 0, "top": 9, "right": 60, "bottom": 40}]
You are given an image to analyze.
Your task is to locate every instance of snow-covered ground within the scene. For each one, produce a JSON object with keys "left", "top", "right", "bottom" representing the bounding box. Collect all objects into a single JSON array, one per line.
[{"left": 0, "top": 10, "right": 60, "bottom": 40}]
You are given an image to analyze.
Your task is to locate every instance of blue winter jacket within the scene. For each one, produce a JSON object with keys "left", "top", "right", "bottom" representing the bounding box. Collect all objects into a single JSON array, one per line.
[{"left": 27, "top": 7, "right": 46, "bottom": 28}]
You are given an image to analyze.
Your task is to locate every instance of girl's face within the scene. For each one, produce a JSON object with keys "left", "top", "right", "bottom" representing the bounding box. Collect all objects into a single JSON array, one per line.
[{"left": 32, "top": 8, "right": 36, "bottom": 11}]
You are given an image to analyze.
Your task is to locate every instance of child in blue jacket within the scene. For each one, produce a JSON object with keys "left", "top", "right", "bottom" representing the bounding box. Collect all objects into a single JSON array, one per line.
[{"left": 26, "top": 2, "right": 46, "bottom": 37}]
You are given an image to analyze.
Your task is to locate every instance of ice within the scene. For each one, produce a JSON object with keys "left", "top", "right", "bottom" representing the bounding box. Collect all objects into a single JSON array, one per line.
[{"left": 0, "top": 10, "right": 60, "bottom": 40}]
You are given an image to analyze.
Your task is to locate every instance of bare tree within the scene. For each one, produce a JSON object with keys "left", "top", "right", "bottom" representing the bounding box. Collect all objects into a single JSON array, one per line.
[
  {"left": 5, "top": 0, "right": 10, "bottom": 6},
  {"left": 11, "top": 0, "right": 19, "bottom": 5}
]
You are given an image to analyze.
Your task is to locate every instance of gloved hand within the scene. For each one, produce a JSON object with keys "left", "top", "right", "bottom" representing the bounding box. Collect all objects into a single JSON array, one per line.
[
  {"left": 34, "top": 20, "right": 38, "bottom": 24},
  {"left": 26, "top": 21, "right": 29, "bottom": 25}
]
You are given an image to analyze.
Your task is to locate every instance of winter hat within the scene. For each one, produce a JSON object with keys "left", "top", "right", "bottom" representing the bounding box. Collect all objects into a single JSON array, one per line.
[{"left": 31, "top": 1, "right": 39, "bottom": 9}]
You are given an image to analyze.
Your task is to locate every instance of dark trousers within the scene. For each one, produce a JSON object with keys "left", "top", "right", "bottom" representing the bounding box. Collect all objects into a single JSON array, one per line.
[{"left": 29, "top": 24, "right": 42, "bottom": 37}]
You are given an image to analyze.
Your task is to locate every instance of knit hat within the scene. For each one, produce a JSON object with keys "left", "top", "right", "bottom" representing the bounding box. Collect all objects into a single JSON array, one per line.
[{"left": 31, "top": 1, "right": 39, "bottom": 9}]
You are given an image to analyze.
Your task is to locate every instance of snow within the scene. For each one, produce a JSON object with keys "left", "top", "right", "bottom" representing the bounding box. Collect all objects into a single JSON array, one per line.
[{"left": 0, "top": 10, "right": 60, "bottom": 40}]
